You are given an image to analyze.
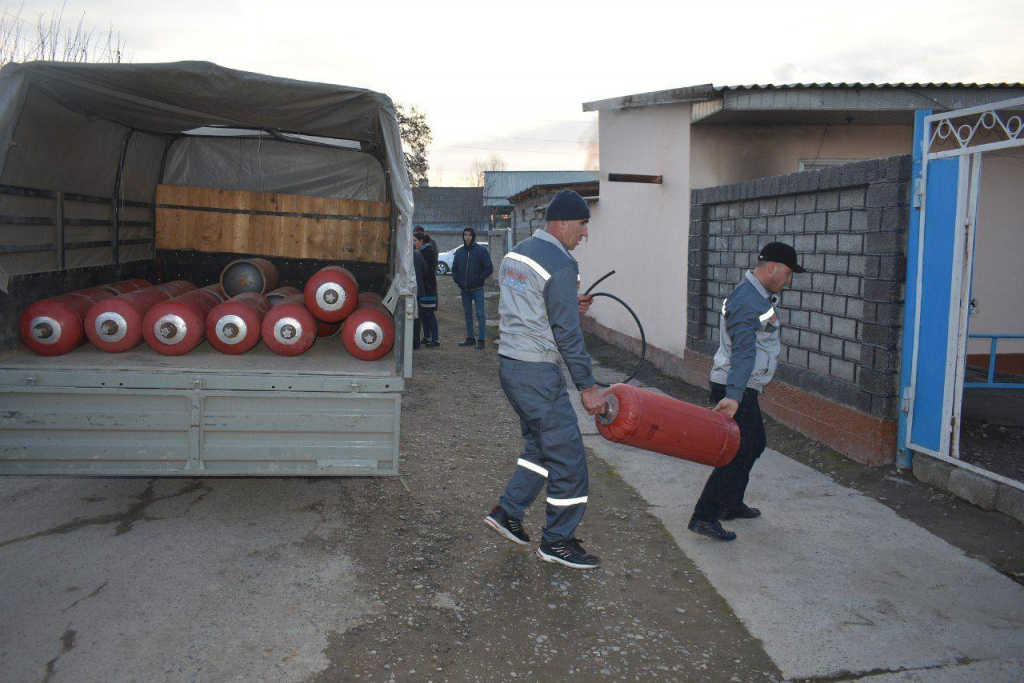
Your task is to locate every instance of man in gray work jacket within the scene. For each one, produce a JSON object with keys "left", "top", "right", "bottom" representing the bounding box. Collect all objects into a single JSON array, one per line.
[
  {"left": 689, "top": 242, "right": 805, "bottom": 542},
  {"left": 484, "top": 189, "right": 607, "bottom": 569}
]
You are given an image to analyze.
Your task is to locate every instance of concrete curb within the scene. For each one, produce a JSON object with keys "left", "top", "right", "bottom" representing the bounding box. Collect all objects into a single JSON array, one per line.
[{"left": 912, "top": 455, "right": 1024, "bottom": 524}]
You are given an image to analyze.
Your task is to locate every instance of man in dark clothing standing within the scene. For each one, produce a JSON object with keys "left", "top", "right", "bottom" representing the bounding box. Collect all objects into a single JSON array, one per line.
[
  {"left": 484, "top": 190, "right": 605, "bottom": 570},
  {"left": 451, "top": 226, "right": 493, "bottom": 350},
  {"left": 414, "top": 232, "right": 439, "bottom": 347},
  {"left": 689, "top": 242, "right": 805, "bottom": 541}
]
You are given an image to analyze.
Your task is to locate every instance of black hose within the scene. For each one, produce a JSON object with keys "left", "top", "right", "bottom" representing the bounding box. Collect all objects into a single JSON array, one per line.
[
  {"left": 582, "top": 271, "right": 646, "bottom": 387},
  {"left": 583, "top": 269, "right": 616, "bottom": 296}
]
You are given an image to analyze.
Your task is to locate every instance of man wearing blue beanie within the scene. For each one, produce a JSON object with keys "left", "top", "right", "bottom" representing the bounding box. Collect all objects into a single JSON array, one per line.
[{"left": 484, "top": 189, "right": 607, "bottom": 569}]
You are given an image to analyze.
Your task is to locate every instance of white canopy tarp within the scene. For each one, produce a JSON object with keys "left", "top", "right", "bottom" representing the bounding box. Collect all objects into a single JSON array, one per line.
[{"left": 0, "top": 60, "right": 414, "bottom": 294}]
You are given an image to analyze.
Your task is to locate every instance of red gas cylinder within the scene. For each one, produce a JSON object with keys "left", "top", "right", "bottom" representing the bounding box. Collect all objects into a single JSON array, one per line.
[
  {"left": 595, "top": 383, "right": 740, "bottom": 468},
  {"left": 266, "top": 286, "right": 302, "bottom": 307},
  {"left": 85, "top": 281, "right": 196, "bottom": 352},
  {"left": 206, "top": 292, "right": 271, "bottom": 354},
  {"left": 261, "top": 294, "right": 317, "bottom": 356},
  {"left": 143, "top": 285, "right": 226, "bottom": 356},
  {"left": 19, "top": 279, "right": 148, "bottom": 356},
  {"left": 220, "top": 258, "right": 279, "bottom": 297},
  {"left": 304, "top": 265, "right": 358, "bottom": 323},
  {"left": 341, "top": 302, "right": 395, "bottom": 361},
  {"left": 358, "top": 291, "right": 384, "bottom": 306},
  {"left": 317, "top": 321, "right": 343, "bottom": 338}
]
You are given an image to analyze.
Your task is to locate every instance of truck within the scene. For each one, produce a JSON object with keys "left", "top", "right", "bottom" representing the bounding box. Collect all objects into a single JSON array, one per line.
[{"left": 0, "top": 61, "right": 415, "bottom": 476}]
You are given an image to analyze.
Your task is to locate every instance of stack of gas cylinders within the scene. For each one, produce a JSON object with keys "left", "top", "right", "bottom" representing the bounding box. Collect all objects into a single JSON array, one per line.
[{"left": 18, "top": 258, "right": 395, "bottom": 360}]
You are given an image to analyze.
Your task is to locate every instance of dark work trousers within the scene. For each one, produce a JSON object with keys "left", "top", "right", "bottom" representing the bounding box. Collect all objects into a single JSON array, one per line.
[
  {"left": 497, "top": 356, "right": 589, "bottom": 544},
  {"left": 693, "top": 382, "right": 767, "bottom": 522}
]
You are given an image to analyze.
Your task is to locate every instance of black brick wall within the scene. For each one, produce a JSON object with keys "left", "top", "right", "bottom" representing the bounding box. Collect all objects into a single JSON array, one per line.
[{"left": 688, "top": 155, "right": 911, "bottom": 419}]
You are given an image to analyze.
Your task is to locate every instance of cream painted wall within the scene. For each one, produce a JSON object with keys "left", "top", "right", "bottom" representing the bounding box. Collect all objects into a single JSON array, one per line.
[
  {"left": 967, "top": 152, "right": 1024, "bottom": 356},
  {"left": 689, "top": 124, "right": 912, "bottom": 189},
  {"left": 580, "top": 103, "right": 692, "bottom": 358},
  {"left": 584, "top": 113, "right": 915, "bottom": 358}
]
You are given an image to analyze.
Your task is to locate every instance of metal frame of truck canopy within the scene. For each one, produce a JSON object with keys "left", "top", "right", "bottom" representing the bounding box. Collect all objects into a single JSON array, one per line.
[{"left": 0, "top": 61, "right": 415, "bottom": 476}]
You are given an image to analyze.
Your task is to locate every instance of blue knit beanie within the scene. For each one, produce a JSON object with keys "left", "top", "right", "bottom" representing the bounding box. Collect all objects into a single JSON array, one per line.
[{"left": 545, "top": 189, "right": 591, "bottom": 221}]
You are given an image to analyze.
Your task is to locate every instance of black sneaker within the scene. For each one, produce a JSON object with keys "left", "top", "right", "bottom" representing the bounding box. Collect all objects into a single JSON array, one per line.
[
  {"left": 719, "top": 504, "right": 761, "bottom": 521},
  {"left": 424, "top": 340, "right": 440, "bottom": 348},
  {"left": 537, "top": 538, "right": 601, "bottom": 569},
  {"left": 687, "top": 517, "right": 737, "bottom": 541},
  {"left": 475, "top": 339, "right": 485, "bottom": 350},
  {"left": 458, "top": 337, "right": 476, "bottom": 347},
  {"left": 484, "top": 505, "right": 530, "bottom": 546}
]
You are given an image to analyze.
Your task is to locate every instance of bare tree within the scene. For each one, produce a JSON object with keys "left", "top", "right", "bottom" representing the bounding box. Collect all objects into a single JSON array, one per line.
[
  {"left": 0, "top": 5, "right": 131, "bottom": 66},
  {"left": 396, "top": 104, "right": 432, "bottom": 188},
  {"left": 469, "top": 154, "right": 507, "bottom": 187}
]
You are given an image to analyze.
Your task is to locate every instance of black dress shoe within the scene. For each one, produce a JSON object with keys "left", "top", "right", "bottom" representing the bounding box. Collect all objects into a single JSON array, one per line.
[
  {"left": 719, "top": 504, "right": 761, "bottom": 521},
  {"left": 687, "top": 517, "right": 737, "bottom": 541}
]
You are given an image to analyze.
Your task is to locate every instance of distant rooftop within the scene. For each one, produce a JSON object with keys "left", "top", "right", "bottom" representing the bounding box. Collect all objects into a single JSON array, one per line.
[
  {"left": 583, "top": 82, "right": 1024, "bottom": 125},
  {"left": 412, "top": 186, "right": 489, "bottom": 224},
  {"left": 483, "top": 171, "right": 600, "bottom": 207},
  {"left": 507, "top": 179, "right": 600, "bottom": 205}
]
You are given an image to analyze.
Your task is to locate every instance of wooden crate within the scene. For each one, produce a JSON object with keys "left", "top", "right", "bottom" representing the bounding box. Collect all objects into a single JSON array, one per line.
[{"left": 155, "top": 185, "right": 391, "bottom": 263}]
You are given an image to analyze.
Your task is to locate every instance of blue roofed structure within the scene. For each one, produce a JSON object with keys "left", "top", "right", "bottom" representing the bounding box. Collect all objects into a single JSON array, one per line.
[{"left": 483, "top": 171, "right": 600, "bottom": 209}]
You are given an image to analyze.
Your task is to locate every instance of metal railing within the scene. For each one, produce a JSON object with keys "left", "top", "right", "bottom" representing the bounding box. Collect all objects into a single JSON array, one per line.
[{"left": 964, "top": 334, "right": 1024, "bottom": 389}]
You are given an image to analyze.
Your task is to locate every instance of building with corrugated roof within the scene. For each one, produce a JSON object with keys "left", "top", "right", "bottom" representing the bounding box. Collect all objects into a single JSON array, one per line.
[
  {"left": 507, "top": 179, "right": 599, "bottom": 244},
  {"left": 483, "top": 171, "right": 600, "bottom": 208},
  {"left": 575, "top": 81, "right": 1024, "bottom": 466},
  {"left": 411, "top": 184, "right": 490, "bottom": 252}
]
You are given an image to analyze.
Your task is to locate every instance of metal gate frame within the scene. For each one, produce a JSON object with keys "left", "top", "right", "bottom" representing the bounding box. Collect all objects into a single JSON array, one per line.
[{"left": 898, "top": 97, "right": 1024, "bottom": 482}]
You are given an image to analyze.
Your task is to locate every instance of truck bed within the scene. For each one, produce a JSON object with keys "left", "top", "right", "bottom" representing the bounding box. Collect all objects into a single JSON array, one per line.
[
  {"left": 0, "top": 341, "right": 402, "bottom": 476},
  {"left": 0, "top": 341, "right": 398, "bottom": 388}
]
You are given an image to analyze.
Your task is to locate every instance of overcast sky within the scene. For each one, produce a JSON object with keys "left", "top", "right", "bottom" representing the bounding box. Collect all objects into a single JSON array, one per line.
[{"left": 7, "top": 0, "right": 1024, "bottom": 185}]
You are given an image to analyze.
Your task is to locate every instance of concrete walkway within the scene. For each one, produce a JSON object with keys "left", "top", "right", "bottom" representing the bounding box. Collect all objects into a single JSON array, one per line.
[{"left": 573, "top": 367, "right": 1024, "bottom": 681}]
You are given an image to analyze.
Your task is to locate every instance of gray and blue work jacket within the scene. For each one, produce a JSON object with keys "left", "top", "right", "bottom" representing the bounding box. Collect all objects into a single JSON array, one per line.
[
  {"left": 497, "top": 230, "right": 596, "bottom": 391},
  {"left": 710, "top": 271, "right": 782, "bottom": 401}
]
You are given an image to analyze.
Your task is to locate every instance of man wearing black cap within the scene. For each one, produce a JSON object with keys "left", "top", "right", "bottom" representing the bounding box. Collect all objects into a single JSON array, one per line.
[
  {"left": 484, "top": 189, "right": 606, "bottom": 569},
  {"left": 688, "top": 241, "right": 806, "bottom": 542}
]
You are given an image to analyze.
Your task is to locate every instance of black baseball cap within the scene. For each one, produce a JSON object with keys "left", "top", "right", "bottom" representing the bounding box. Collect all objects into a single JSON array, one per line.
[{"left": 758, "top": 242, "right": 806, "bottom": 273}]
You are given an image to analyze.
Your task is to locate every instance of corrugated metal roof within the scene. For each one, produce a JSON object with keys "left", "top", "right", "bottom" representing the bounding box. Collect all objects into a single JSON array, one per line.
[
  {"left": 507, "top": 179, "right": 600, "bottom": 204},
  {"left": 483, "top": 171, "right": 600, "bottom": 206},
  {"left": 584, "top": 82, "right": 1024, "bottom": 112},
  {"left": 716, "top": 82, "right": 1023, "bottom": 91},
  {"left": 412, "top": 186, "right": 490, "bottom": 224}
]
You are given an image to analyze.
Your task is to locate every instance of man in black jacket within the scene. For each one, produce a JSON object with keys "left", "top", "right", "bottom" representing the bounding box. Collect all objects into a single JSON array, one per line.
[{"left": 451, "top": 226, "right": 493, "bottom": 350}]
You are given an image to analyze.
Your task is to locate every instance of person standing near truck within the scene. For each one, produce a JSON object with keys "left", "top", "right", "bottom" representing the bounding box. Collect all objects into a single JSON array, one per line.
[
  {"left": 414, "top": 232, "right": 439, "bottom": 347},
  {"left": 484, "top": 189, "right": 606, "bottom": 570},
  {"left": 688, "top": 242, "right": 805, "bottom": 541},
  {"left": 451, "top": 227, "right": 493, "bottom": 350}
]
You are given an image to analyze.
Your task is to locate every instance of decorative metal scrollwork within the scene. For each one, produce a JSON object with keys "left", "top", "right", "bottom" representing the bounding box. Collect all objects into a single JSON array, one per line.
[{"left": 927, "top": 98, "right": 1024, "bottom": 156}]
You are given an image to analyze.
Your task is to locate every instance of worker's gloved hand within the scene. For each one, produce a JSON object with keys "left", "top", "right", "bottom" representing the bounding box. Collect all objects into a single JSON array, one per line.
[
  {"left": 580, "top": 385, "right": 606, "bottom": 416},
  {"left": 577, "top": 293, "right": 594, "bottom": 316},
  {"left": 712, "top": 398, "right": 739, "bottom": 418}
]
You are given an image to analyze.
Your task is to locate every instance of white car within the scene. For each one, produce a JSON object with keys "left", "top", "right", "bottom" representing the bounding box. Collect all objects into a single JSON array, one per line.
[{"left": 436, "top": 243, "right": 487, "bottom": 275}]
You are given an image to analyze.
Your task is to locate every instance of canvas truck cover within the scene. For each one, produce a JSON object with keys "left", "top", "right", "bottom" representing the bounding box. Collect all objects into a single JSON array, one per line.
[{"left": 0, "top": 60, "right": 414, "bottom": 295}]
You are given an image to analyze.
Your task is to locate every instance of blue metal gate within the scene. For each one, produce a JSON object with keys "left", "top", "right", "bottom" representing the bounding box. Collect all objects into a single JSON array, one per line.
[{"left": 899, "top": 98, "right": 1024, "bottom": 468}]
